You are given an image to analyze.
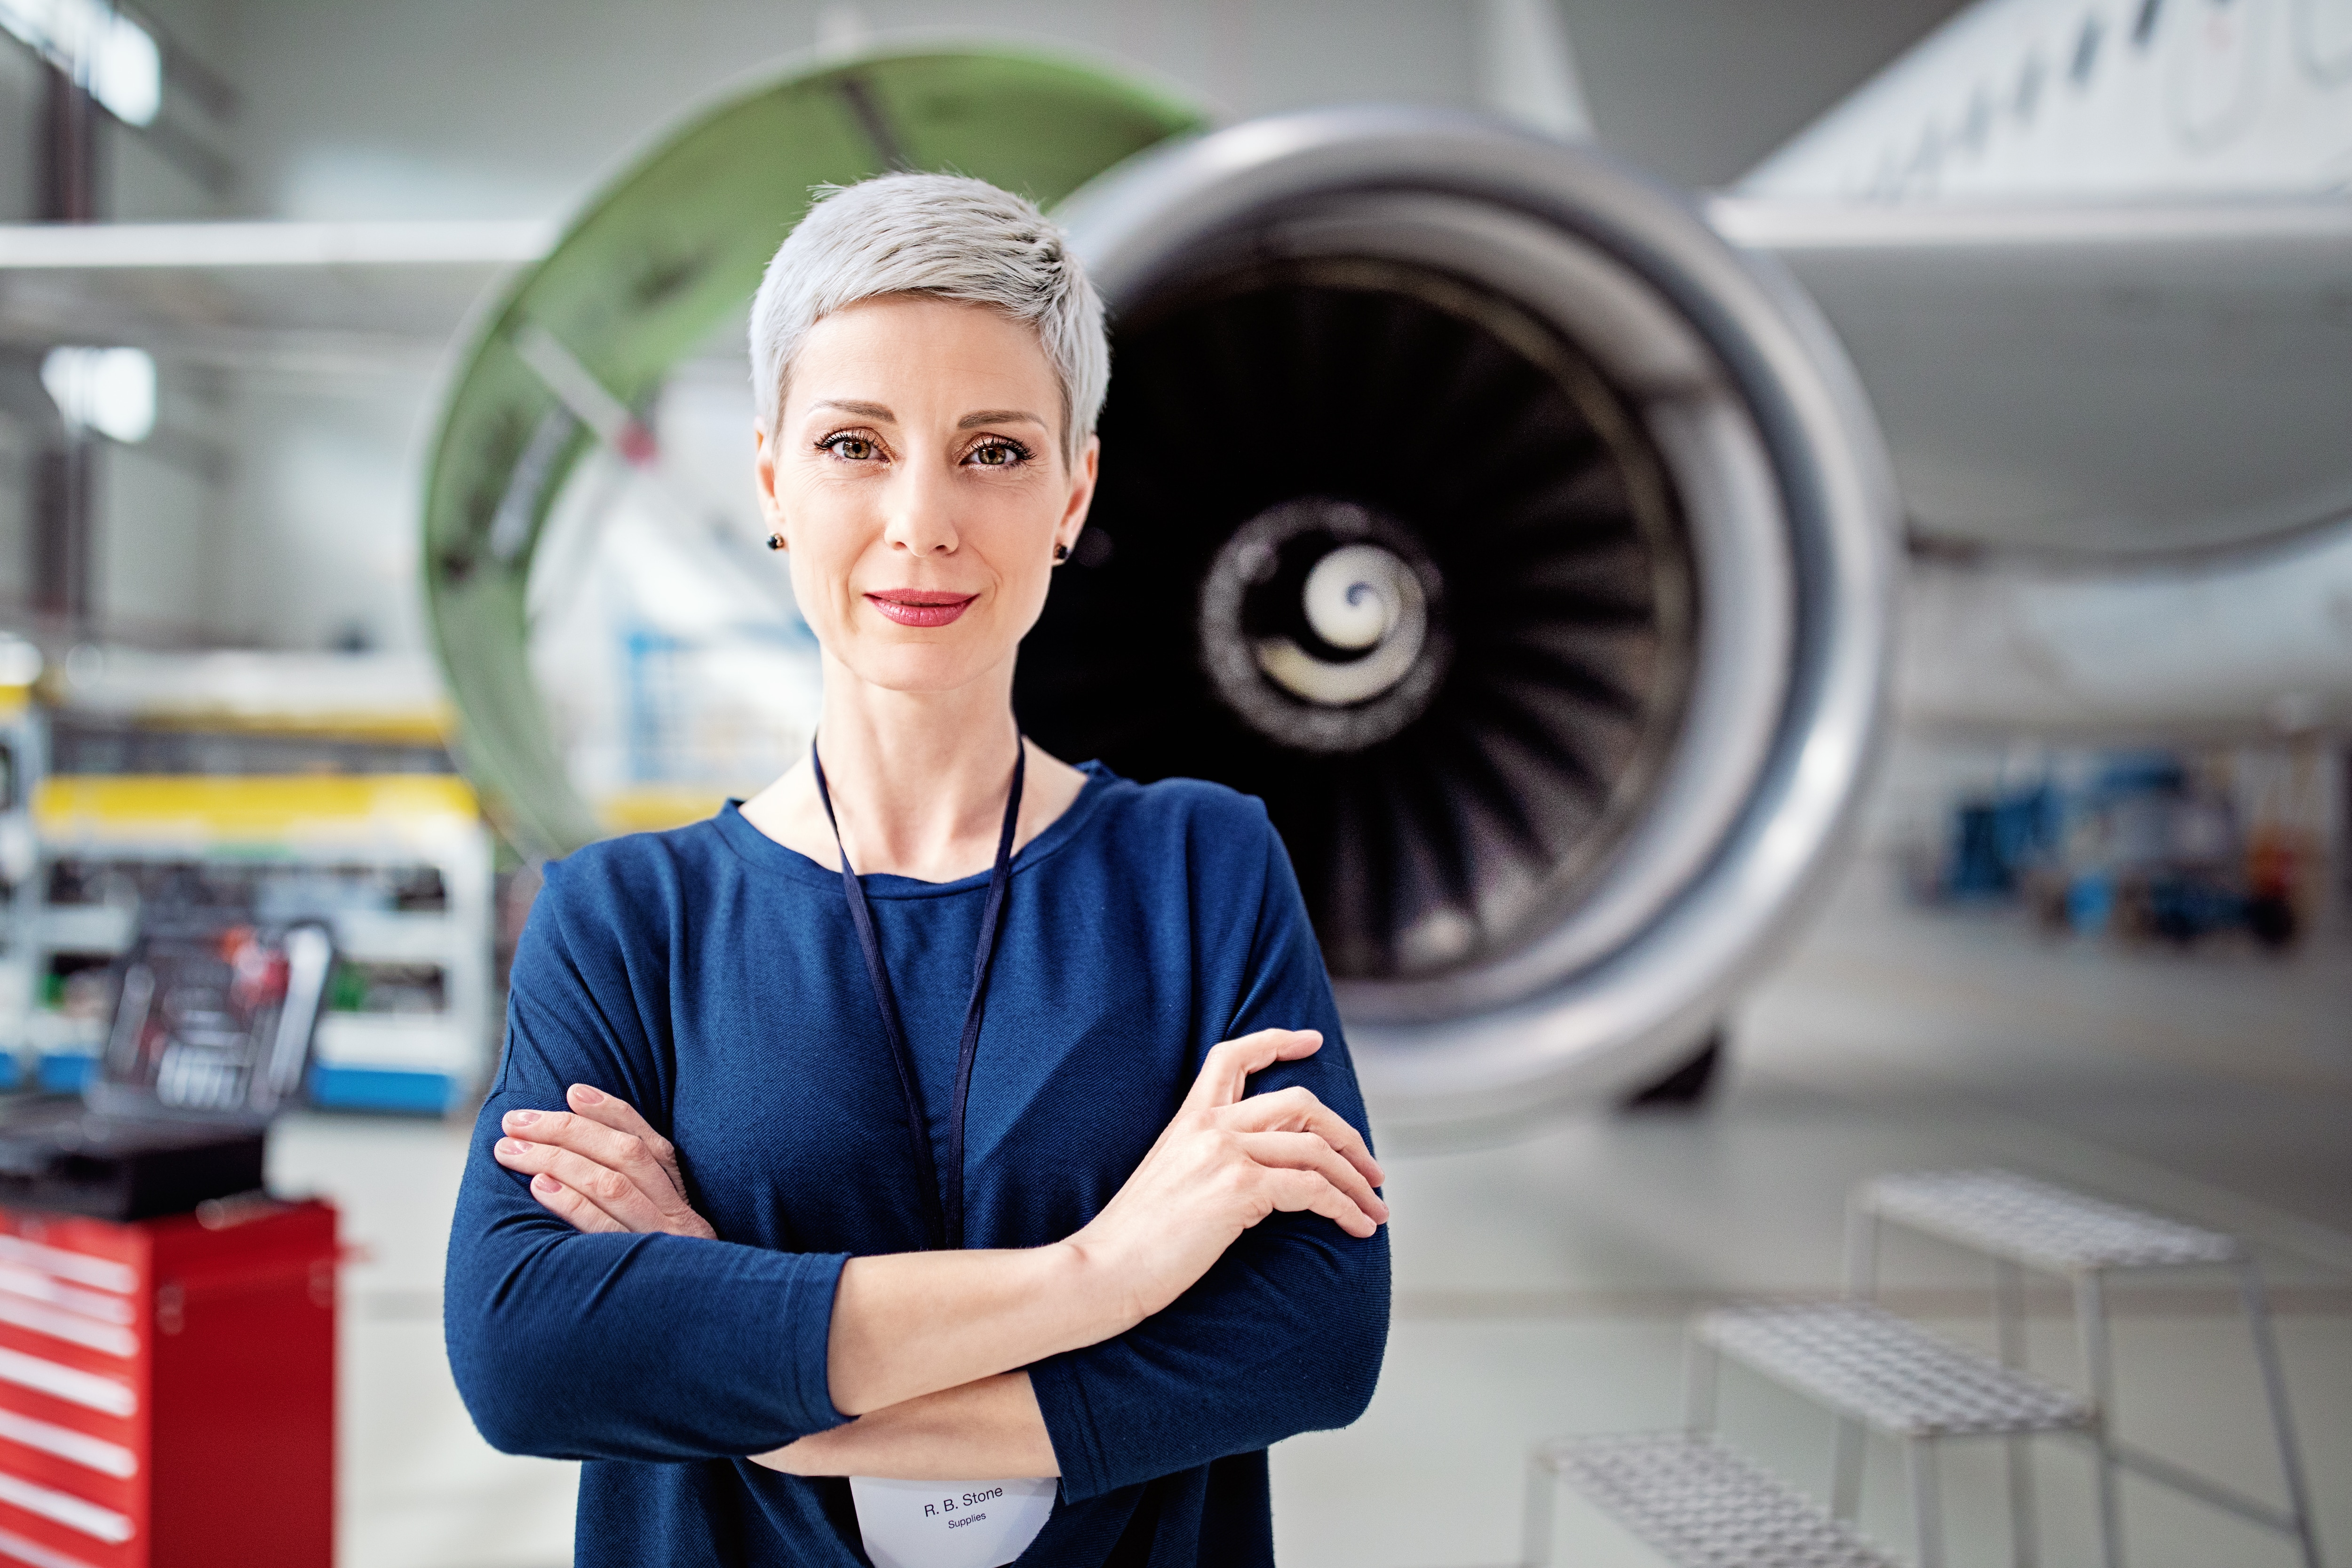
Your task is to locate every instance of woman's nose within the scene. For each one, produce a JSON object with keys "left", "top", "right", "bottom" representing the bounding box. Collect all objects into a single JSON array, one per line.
[{"left": 882, "top": 466, "right": 959, "bottom": 555}]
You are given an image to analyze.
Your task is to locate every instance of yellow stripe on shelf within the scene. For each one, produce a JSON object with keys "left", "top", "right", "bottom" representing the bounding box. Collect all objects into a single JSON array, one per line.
[
  {"left": 35, "top": 774, "right": 481, "bottom": 842},
  {"left": 131, "top": 705, "right": 455, "bottom": 745},
  {"left": 597, "top": 787, "right": 727, "bottom": 836}
]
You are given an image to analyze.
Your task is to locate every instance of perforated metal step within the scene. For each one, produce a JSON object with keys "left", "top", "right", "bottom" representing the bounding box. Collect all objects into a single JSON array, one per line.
[
  {"left": 1536, "top": 1433, "right": 1899, "bottom": 1568},
  {"left": 1859, "top": 1168, "right": 2239, "bottom": 1274},
  {"left": 1698, "top": 1300, "right": 2094, "bottom": 1439}
]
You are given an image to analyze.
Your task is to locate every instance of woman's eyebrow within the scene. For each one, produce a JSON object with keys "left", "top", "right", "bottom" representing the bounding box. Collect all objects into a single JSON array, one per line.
[
  {"left": 814, "top": 398, "right": 895, "bottom": 420},
  {"left": 958, "top": 409, "right": 1047, "bottom": 430}
]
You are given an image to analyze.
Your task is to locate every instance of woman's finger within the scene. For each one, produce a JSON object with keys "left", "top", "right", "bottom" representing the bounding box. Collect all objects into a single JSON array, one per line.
[
  {"left": 1254, "top": 1166, "right": 1381, "bottom": 1239},
  {"left": 1184, "top": 1028, "right": 1323, "bottom": 1113},
  {"left": 1220, "top": 1086, "right": 1384, "bottom": 1189},
  {"left": 525, "top": 1172, "right": 628, "bottom": 1233},
  {"left": 1236, "top": 1131, "right": 1389, "bottom": 1225},
  {"left": 564, "top": 1085, "right": 691, "bottom": 1193},
  {"left": 494, "top": 1137, "right": 668, "bottom": 1231},
  {"left": 500, "top": 1107, "right": 687, "bottom": 1210}
]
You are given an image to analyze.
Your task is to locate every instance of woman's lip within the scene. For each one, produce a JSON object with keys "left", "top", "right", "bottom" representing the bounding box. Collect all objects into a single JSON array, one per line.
[{"left": 867, "top": 592, "right": 977, "bottom": 628}]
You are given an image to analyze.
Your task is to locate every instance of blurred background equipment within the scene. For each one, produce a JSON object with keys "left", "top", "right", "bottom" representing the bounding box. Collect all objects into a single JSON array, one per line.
[
  {"left": 0, "top": 874, "right": 339, "bottom": 1568},
  {"left": 14, "top": 650, "right": 494, "bottom": 1114},
  {"left": 1915, "top": 746, "right": 2327, "bottom": 948},
  {"left": 0, "top": 910, "right": 326, "bottom": 1218}
]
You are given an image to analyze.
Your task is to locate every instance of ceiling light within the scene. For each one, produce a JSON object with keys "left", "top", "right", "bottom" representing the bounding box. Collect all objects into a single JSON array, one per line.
[
  {"left": 41, "top": 346, "right": 156, "bottom": 443},
  {"left": 0, "top": 0, "right": 162, "bottom": 126},
  {"left": 0, "top": 636, "right": 42, "bottom": 688}
]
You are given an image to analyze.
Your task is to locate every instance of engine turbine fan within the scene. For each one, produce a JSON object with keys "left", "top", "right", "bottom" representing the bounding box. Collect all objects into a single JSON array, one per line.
[{"left": 1025, "top": 110, "right": 1899, "bottom": 1134}]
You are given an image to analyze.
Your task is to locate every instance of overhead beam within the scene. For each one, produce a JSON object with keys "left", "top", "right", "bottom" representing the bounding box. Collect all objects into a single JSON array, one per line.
[{"left": 0, "top": 220, "right": 555, "bottom": 270}]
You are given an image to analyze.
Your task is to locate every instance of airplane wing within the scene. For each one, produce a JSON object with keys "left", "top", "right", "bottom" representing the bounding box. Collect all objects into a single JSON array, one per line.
[{"left": 1708, "top": 197, "right": 2352, "bottom": 557}]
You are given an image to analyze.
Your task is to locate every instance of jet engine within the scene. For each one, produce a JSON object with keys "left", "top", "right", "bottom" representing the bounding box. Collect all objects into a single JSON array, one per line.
[
  {"left": 1029, "top": 110, "right": 1899, "bottom": 1134},
  {"left": 421, "top": 58, "right": 1899, "bottom": 1138}
]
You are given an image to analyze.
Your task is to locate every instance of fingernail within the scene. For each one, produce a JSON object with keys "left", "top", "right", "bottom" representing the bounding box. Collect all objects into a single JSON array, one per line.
[
  {"left": 532, "top": 1174, "right": 560, "bottom": 1194},
  {"left": 496, "top": 1138, "right": 526, "bottom": 1156},
  {"left": 570, "top": 1084, "right": 605, "bottom": 1105},
  {"left": 504, "top": 1109, "right": 538, "bottom": 1127}
]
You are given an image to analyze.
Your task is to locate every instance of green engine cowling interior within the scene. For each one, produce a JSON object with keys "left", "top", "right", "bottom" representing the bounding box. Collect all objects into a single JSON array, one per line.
[{"left": 421, "top": 48, "right": 1205, "bottom": 857}]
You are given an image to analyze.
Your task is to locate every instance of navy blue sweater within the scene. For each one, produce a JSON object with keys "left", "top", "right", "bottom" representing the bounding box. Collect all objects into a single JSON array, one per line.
[{"left": 444, "top": 765, "right": 1390, "bottom": 1566}]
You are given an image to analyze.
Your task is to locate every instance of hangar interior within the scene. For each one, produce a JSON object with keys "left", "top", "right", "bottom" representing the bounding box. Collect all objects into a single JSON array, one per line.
[{"left": 0, "top": 2, "right": 2347, "bottom": 1566}]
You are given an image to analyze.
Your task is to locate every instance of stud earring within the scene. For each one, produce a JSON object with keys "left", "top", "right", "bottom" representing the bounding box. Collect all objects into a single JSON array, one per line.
[
  {"left": 1052, "top": 542, "right": 1070, "bottom": 564},
  {"left": 766, "top": 533, "right": 786, "bottom": 551}
]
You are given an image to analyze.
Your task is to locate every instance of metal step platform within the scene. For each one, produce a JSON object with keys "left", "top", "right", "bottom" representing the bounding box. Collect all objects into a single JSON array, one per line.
[
  {"left": 1692, "top": 1300, "right": 2092, "bottom": 1440},
  {"left": 1850, "top": 1168, "right": 2322, "bottom": 1568},
  {"left": 1526, "top": 1433, "right": 1898, "bottom": 1568},
  {"left": 1684, "top": 1300, "right": 2094, "bottom": 1568},
  {"left": 1857, "top": 1168, "right": 2239, "bottom": 1274},
  {"left": 1526, "top": 1168, "right": 2321, "bottom": 1568}
]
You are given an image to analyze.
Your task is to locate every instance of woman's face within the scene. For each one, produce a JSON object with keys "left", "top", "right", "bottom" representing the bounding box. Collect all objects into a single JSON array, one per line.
[{"left": 756, "top": 295, "right": 1098, "bottom": 697}]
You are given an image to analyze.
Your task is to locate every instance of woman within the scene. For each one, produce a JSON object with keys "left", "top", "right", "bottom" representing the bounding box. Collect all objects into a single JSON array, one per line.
[{"left": 445, "top": 172, "right": 1390, "bottom": 1568}]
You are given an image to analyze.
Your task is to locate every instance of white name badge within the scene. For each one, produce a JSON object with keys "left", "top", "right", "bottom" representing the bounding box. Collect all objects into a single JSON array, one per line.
[{"left": 849, "top": 1474, "right": 1056, "bottom": 1568}]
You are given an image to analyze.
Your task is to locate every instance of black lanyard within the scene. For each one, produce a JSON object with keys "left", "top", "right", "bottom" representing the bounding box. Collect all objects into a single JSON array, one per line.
[{"left": 811, "top": 735, "right": 1025, "bottom": 1251}]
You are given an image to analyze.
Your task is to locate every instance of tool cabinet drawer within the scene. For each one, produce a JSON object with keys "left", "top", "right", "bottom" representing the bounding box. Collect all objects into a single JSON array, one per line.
[{"left": 0, "top": 1203, "right": 334, "bottom": 1568}]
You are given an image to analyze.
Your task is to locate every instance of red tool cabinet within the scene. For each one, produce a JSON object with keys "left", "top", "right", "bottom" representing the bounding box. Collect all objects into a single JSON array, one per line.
[{"left": 0, "top": 1200, "right": 334, "bottom": 1568}]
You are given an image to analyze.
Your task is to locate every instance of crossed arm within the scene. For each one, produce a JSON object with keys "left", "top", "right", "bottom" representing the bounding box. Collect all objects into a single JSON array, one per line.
[{"left": 488, "top": 1027, "right": 1387, "bottom": 1480}]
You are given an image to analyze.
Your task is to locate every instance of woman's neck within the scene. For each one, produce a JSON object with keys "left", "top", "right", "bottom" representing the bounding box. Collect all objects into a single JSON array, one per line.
[
  {"left": 816, "top": 657, "right": 1025, "bottom": 869},
  {"left": 741, "top": 652, "right": 1089, "bottom": 882}
]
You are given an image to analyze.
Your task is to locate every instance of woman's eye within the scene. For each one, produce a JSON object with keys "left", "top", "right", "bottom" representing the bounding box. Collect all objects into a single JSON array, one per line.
[
  {"left": 967, "top": 440, "right": 1025, "bottom": 469},
  {"left": 823, "top": 435, "right": 879, "bottom": 461}
]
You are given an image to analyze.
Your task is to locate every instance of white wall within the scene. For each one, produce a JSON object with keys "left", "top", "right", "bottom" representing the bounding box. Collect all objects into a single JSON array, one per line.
[
  {"left": 98, "top": 434, "right": 227, "bottom": 641},
  {"left": 212, "top": 370, "right": 443, "bottom": 652}
]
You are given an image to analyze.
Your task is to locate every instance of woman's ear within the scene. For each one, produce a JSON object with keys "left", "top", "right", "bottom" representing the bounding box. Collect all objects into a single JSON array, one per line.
[
  {"left": 1057, "top": 433, "right": 1101, "bottom": 546},
  {"left": 753, "top": 421, "right": 788, "bottom": 540}
]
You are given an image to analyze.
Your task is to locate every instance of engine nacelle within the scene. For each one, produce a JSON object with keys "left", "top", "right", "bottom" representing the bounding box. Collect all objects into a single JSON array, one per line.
[{"left": 1022, "top": 110, "right": 1900, "bottom": 1134}]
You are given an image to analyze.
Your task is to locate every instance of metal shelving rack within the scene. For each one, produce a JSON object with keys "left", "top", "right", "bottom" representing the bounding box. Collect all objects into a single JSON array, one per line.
[
  {"left": 21, "top": 774, "right": 495, "bottom": 1114},
  {"left": 0, "top": 687, "right": 42, "bottom": 1091}
]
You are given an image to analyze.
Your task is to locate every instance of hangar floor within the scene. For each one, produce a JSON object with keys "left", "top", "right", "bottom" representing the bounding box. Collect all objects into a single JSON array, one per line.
[{"left": 281, "top": 850, "right": 2352, "bottom": 1568}]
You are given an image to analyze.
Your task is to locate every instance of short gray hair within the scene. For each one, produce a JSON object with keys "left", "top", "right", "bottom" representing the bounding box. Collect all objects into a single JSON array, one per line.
[{"left": 748, "top": 172, "right": 1108, "bottom": 462}]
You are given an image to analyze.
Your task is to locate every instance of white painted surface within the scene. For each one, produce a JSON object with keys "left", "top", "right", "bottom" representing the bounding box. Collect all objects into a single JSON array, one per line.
[{"left": 1901, "top": 520, "right": 2352, "bottom": 739}]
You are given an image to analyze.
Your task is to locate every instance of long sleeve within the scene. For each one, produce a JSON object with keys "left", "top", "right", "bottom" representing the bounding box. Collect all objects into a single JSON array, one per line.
[
  {"left": 1026, "top": 819, "right": 1392, "bottom": 1502},
  {"left": 442, "top": 858, "right": 850, "bottom": 1462}
]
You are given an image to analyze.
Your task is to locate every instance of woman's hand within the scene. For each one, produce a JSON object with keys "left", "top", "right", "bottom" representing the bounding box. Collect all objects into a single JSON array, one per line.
[
  {"left": 1065, "top": 1027, "right": 1386, "bottom": 1324},
  {"left": 815, "top": 1026, "right": 1384, "bottom": 1417},
  {"left": 492, "top": 1084, "right": 717, "bottom": 1240}
]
